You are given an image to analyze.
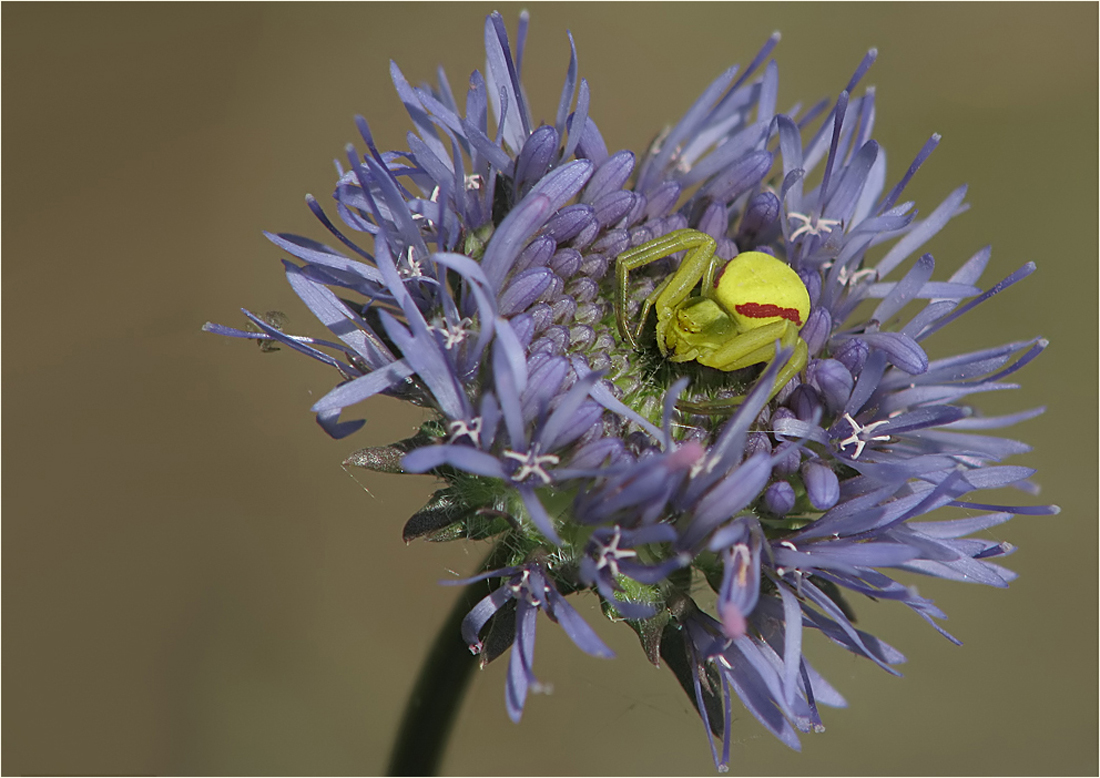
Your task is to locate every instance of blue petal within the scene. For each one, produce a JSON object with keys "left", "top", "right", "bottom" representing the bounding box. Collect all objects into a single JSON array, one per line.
[
  {"left": 720, "top": 640, "right": 802, "bottom": 751},
  {"left": 582, "top": 150, "right": 635, "bottom": 204},
  {"left": 862, "top": 331, "right": 928, "bottom": 374},
  {"left": 521, "top": 356, "right": 569, "bottom": 424},
  {"left": 237, "top": 309, "right": 353, "bottom": 373},
  {"left": 801, "top": 460, "right": 840, "bottom": 510},
  {"left": 876, "top": 185, "right": 968, "bottom": 277},
  {"left": 689, "top": 453, "right": 773, "bottom": 543},
  {"left": 501, "top": 266, "right": 556, "bottom": 314},
  {"left": 485, "top": 12, "right": 531, "bottom": 154},
  {"left": 265, "top": 231, "right": 381, "bottom": 283},
  {"left": 561, "top": 78, "right": 590, "bottom": 162},
  {"left": 310, "top": 359, "right": 415, "bottom": 414},
  {"left": 574, "top": 116, "right": 609, "bottom": 164},
  {"left": 519, "top": 486, "right": 563, "bottom": 546},
  {"left": 706, "top": 347, "right": 792, "bottom": 471},
  {"left": 401, "top": 444, "right": 507, "bottom": 479},
  {"left": 800, "top": 581, "right": 904, "bottom": 674},
  {"left": 458, "top": 584, "right": 515, "bottom": 648},
  {"left": 701, "top": 150, "right": 773, "bottom": 202},
  {"left": 546, "top": 586, "right": 615, "bottom": 658},
  {"left": 360, "top": 155, "right": 431, "bottom": 261},
  {"left": 963, "top": 465, "right": 1036, "bottom": 490},
  {"left": 505, "top": 600, "right": 539, "bottom": 722},
  {"left": 872, "top": 253, "right": 935, "bottom": 323},
  {"left": 481, "top": 194, "right": 553, "bottom": 292},
  {"left": 491, "top": 333, "right": 528, "bottom": 450},
  {"left": 681, "top": 121, "right": 770, "bottom": 190},
  {"left": 283, "top": 262, "right": 394, "bottom": 369},
  {"left": 316, "top": 408, "right": 365, "bottom": 439},
  {"left": 514, "top": 125, "right": 558, "bottom": 195},
  {"left": 377, "top": 309, "right": 467, "bottom": 419},
  {"left": 638, "top": 64, "right": 738, "bottom": 192},
  {"left": 585, "top": 375, "right": 664, "bottom": 444},
  {"left": 538, "top": 368, "right": 605, "bottom": 451},
  {"left": 778, "top": 585, "right": 804, "bottom": 706},
  {"left": 878, "top": 133, "right": 940, "bottom": 214},
  {"left": 389, "top": 61, "right": 452, "bottom": 174},
  {"left": 823, "top": 140, "right": 879, "bottom": 223},
  {"left": 554, "top": 30, "right": 578, "bottom": 141}
]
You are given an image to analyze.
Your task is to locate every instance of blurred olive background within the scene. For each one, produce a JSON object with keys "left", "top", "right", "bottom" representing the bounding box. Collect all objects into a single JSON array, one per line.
[{"left": 4, "top": 3, "right": 1096, "bottom": 775}]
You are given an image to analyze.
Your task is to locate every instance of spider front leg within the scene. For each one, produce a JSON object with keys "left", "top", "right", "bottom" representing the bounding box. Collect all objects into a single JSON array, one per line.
[
  {"left": 699, "top": 318, "right": 809, "bottom": 400},
  {"left": 668, "top": 332, "right": 809, "bottom": 420},
  {"left": 702, "top": 318, "right": 800, "bottom": 371},
  {"left": 614, "top": 229, "right": 718, "bottom": 350},
  {"left": 675, "top": 332, "right": 808, "bottom": 415}
]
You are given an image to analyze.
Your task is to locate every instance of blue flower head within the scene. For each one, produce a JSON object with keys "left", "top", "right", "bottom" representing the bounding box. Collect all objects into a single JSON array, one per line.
[{"left": 206, "top": 12, "right": 1057, "bottom": 771}]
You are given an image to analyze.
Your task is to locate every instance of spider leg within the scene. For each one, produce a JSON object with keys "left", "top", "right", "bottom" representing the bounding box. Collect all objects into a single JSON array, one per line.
[
  {"left": 675, "top": 395, "right": 749, "bottom": 415},
  {"left": 638, "top": 273, "right": 676, "bottom": 349},
  {"left": 701, "top": 321, "right": 808, "bottom": 401},
  {"left": 615, "top": 229, "right": 716, "bottom": 349},
  {"left": 771, "top": 337, "right": 808, "bottom": 399},
  {"left": 701, "top": 319, "right": 798, "bottom": 371},
  {"left": 678, "top": 336, "right": 808, "bottom": 415}
]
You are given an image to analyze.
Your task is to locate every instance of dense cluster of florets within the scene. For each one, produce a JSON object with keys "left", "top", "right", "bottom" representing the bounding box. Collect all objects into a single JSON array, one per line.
[{"left": 206, "top": 12, "right": 1055, "bottom": 770}]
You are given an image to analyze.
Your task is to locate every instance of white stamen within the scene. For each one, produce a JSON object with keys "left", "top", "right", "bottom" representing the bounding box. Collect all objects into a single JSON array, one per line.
[
  {"left": 788, "top": 211, "right": 842, "bottom": 241},
  {"left": 594, "top": 526, "right": 637, "bottom": 578},
  {"left": 842, "top": 266, "right": 878, "bottom": 285},
  {"left": 730, "top": 543, "right": 752, "bottom": 587},
  {"left": 433, "top": 317, "right": 473, "bottom": 349},
  {"left": 821, "top": 259, "right": 878, "bottom": 286},
  {"left": 397, "top": 244, "right": 424, "bottom": 278},
  {"left": 447, "top": 417, "right": 482, "bottom": 447},
  {"left": 672, "top": 148, "right": 691, "bottom": 174},
  {"left": 509, "top": 568, "right": 547, "bottom": 607},
  {"left": 503, "top": 448, "right": 560, "bottom": 484},
  {"left": 837, "top": 412, "right": 891, "bottom": 459}
]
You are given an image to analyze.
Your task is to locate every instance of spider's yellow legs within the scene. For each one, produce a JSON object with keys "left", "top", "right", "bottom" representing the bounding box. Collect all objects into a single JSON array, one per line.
[
  {"left": 675, "top": 336, "right": 809, "bottom": 415},
  {"left": 614, "top": 230, "right": 813, "bottom": 414},
  {"left": 702, "top": 318, "right": 799, "bottom": 371},
  {"left": 714, "top": 321, "right": 808, "bottom": 394},
  {"left": 614, "top": 229, "right": 717, "bottom": 349}
]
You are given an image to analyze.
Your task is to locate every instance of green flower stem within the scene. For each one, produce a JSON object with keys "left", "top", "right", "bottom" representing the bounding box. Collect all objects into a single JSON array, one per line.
[{"left": 386, "top": 540, "right": 513, "bottom": 776}]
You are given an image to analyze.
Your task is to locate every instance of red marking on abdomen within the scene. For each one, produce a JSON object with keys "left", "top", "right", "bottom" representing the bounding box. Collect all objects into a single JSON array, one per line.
[{"left": 735, "top": 302, "right": 802, "bottom": 325}]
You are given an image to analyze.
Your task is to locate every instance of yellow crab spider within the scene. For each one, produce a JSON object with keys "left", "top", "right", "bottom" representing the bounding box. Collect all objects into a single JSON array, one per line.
[{"left": 615, "top": 228, "right": 811, "bottom": 405}]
